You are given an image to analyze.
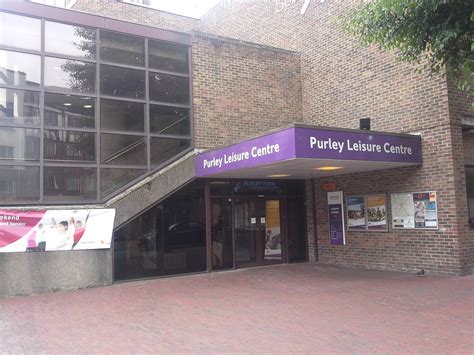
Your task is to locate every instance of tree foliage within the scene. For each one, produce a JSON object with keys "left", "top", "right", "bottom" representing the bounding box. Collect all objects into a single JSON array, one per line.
[{"left": 343, "top": 0, "right": 474, "bottom": 95}]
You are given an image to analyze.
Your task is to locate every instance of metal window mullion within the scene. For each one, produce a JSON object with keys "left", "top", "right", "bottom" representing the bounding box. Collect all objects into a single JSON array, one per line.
[
  {"left": 149, "top": 133, "right": 192, "bottom": 140},
  {"left": 96, "top": 29, "right": 101, "bottom": 203},
  {"left": 43, "top": 52, "right": 97, "bottom": 64},
  {"left": 39, "top": 18, "right": 45, "bottom": 204},
  {"left": 188, "top": 45, "right": 194, "bottom": 149},
  {"left": 148, "top": 100, "right": 191, "bottom": 109},
  {"left": 145, "top": 37, "right": 151, "bottom": 172},
  {"left": 148, "top": 68, "right": 190, "bottom": 78},
  {"left": 0, "top": 45, "right": 41, "bottom": 56},
  {"left": 43, "top": 126, "right": 97, "bottom": 133},
  {"left": 0, "top": 84, "right": 41, "bottom": 92},
  {"left": 43, "top": 88, "right": 97, "bottom": 98},
  {"left": 99, "top": 94, "right": 146, "bottom": 104}
]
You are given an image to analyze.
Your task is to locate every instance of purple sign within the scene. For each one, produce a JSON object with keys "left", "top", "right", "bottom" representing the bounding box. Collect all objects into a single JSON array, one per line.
[
  {"left": 195, "top": 126, "right": 422, "bottom": 177},
  {"left": 328, "top": 191, "right": 345, "bottom": 245}
]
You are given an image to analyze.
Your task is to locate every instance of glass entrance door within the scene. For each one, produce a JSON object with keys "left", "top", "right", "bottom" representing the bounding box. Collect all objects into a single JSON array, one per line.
[{"left": 234, "top": 198, "right": 282, "bottom": 267}]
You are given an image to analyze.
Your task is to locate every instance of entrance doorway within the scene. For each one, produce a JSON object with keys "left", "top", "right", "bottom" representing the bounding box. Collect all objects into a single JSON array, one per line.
[{"left": 234, "top": 198, "right": 283, "bottom": 267}]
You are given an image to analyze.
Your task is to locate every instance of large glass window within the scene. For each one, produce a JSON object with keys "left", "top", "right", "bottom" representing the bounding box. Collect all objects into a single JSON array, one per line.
[
  {"left": 0, "top": 127, "right": 40, "bottom": 161},
  {"left": 100, "top": 133, "right": 146, "bottom": 166},
  {"left": 150, "top": 137, "right": 191, "bottom": 167},
  {"left": 150, "top": 104, "right": 190, "bottom": 136},
  {"left": 44, "top": 130, "right": 95, "bottom": 162},
  {"left": 100, "top": 65, "right": 145, "bottom": 99},
  {"left": 0, "top": 88, "right": 40, "bottom": 126},
  {"left": 45, "top": 57, "right": 96, "bottom": 94},
  {"left": 0, "top": 166, "right": 39, "bottom": 202},
  {"left": 100, "top": 31, "right": 145, "bottom": 67},
  {"left": 0, "top": 12, "right": 41, "bottom": 51},
  {"left": 45, "top": 21, "right": 97, "bottom": 59},
  {"left": 44, "top": 93, "right": 95, "bottom": 128},
  {"left": 149, "top": 72, "right": 189, "bottom": 104},
  {"left": 0, "top": 11, "right": 191, "bottom": 204},
  {"left": 43, "top": 166, "right": 97, "bottom": 202},
  {"left": 149, "top": 40, "right": 189, "bottom": 74},
  {"left": 0, "top": 50, "right": 41, "bottom": 88},
  {"left": 114, "top": 180, "right": 206, "bottom": 281},
  {"left": 101, "top": 99, "right": 144, "bottom": 132}
]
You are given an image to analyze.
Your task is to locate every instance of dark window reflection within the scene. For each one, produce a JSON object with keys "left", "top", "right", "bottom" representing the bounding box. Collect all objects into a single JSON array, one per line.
[
  {"left": 45, "top": 21, "right": 96, "bottom": 59},
  {"left": 101, "top": 65, "right": 145, "bottom": 99},
  {"left": 0, "top": 12, "right": 41, "bottom": 51},
  {"left": 0, "top": 50, "right": 40, "bottom": 88},
  {"left": 150, "top": 137, "right": 191, "bottom": 167},
  {"left": 43, "top": 166, "right": 97, "bottom": 202},
  {"left": 45, "top": 57, "right": 96, "bottom": 94},
  {"left": 100, "top": 31, "right": 145, "bottom": 67},
  {"left": 0, "top": 166, "right": 39, "bottom": 202},
  {"left": 114, "top": 180, "right": 206, "bottom": 281},
  {"left": 211, "top": 198, "right": 233, "bottom": 270},
  {"left": 150, "top": 104, "right": 190, "bottom": 136},
  {"left": 44, "top": 130, "right": 95, "bottom": 162},
  {"left": 0, "top": 88, "right": 40, "bottom": 126},
  {"left": 100, "top": 167, "right": 146, "bottom": 199},
  {"left": 44, "top": 93, "right": 95, "bottom": 128},
  {"left": 0, "top": 127, "right": 40, "bottom": 161},
  {"left": 101, "top": 99, "right": 144, "bottom": 132},
  {"left": 149, "top": 72, "right": 189, "bottom": 104},
  {"left": 101, "top": 133, "right": 146, "bottom": 166},
  {"left": 467, "top": 167, "right": 474, "bottom": 229},
  {"left": 148, "top": 40, "right": 189, "bottom": 74}
]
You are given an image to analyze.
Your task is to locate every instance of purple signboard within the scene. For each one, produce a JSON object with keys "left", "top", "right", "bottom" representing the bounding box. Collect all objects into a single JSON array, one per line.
[
  {"left": 328, "top": 191, "right": 345, "bottom": 245},
  {"left": 195, "top": 126, "right": 422, "bottom": 177}
]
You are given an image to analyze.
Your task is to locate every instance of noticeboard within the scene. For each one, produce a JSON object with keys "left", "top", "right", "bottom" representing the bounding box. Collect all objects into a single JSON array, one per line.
[{"left": 391, "top": 191, "right": 438, "bottom": 229}]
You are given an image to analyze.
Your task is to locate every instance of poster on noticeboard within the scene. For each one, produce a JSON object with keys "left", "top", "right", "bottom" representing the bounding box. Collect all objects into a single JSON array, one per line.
[
  {"left": 0, "top": 209, "right": 116, "bottom": 253},
  {"left": 366, "top": 194, "right": 388, "bottom": 231},
  {"left": 346, "top": 196, "right": 366, "bottom": 231},
  {"left": 391, "top": 192, "right": 438, "bottom": 229}
]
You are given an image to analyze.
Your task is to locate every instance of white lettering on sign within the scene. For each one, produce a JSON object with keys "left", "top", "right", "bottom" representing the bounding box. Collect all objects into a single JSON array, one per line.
[
  {"left": 309, "top": 136, "right": 413, "bottom": 156},
  {"left": 202, "top": 143, "right": 281, "bottom": 170}
]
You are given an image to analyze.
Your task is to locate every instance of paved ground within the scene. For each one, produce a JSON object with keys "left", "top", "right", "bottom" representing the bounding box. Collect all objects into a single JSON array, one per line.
[{"left": 0, "top": 263, "right": 473, "bottom": 354}]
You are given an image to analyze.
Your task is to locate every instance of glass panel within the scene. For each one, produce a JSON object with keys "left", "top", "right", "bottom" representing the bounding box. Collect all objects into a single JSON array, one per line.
[
  {"left": 100, "top": 31, "right": 144, "bottom": 66},
  {"left": 0, "top": 50, "right": 40, "bottom": 88},
  {"left": 100, "top": 65, "right": 145, "bottom": 99},
  {"left": 150, "top": 137, "right": 191, "bottom": 167},
  {"left": 0, "top": 127, "right": 40, "bottom": 161},
  {"left": 100, "top": 168, "right": 146, "bottom": 198},
  {"left": 0, "top": 12, "right": 41, "bottom": 51},
  {"left": 44, "top": 93, "right": 95, "bottom": 128},
  {"left": 0, "top": 166, "right": 39, "bottom": 202},
  {"left": 149, "top": 104, "right": 190, "bottom": 135},
  {"left": 467, "top": 167, "right": 474, "bottom": 229},
  {"left": 113, "top": 180, "right": 206, "bottom": 281},
  {"left": 45, "top": 57, "right": 96, "bottom": 94},
  {"left": 101, "top": 133, "right": 146, "bottom": 166},
  {"left": 264, "top": 200, "right": 282, "bottom": 262},
  {"left": 288, "top": 197, "right": 307, "bottom": 262},
  {"left": 43, "top": 166, "right": 97, "bottom": 202},
  {"left": 234, "top": 198, "right": 259, "bottom": 264},
  {"left": 148, "top": 40, "right": 189, "bottom": 74},
  {"left": 210, "top": 180, "right": 230, "bottom": 196},
  {"left": 149, "top": 72, "right": 189, "bottom": 104},
  {"left": 0, "top": 88, "right": 40, "bottom": 126},
  {"left": 44, "top": 130, "right": 95, "bottom": 162},
  {"left": 211, "top": 198, "right": 233, "bottom": 270},
  {"left": 45, "top": 21, "right": 96, "bottom": 59},
  {"left": 100, "top": 99, "right": 144, "bottom": 132}
]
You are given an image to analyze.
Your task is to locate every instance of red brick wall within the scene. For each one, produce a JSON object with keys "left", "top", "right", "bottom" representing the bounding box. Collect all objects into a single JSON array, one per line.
[
  {"left": 200, "top": 0, "right": 472, "bottom": 275},
  {"left": 72, "top": 0, "right": 199, "bottom": 33},
  {"left": 192, "top": 33, "right": 302, "bottom": 149}
]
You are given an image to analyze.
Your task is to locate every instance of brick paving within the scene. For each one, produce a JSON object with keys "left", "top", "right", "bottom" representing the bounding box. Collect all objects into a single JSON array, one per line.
[{"left": 0, "top": 263, "right": 473, "bottom": 354}]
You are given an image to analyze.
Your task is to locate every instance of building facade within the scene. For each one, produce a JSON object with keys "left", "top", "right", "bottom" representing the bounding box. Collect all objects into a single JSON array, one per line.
[{"left": 0, "top": 0, "right": 472, "bottom": 297}]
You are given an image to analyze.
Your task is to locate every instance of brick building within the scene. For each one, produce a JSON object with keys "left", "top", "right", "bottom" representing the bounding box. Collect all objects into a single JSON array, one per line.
[{"left": 0, "top": 0, "right": 472, "bottom": 297}]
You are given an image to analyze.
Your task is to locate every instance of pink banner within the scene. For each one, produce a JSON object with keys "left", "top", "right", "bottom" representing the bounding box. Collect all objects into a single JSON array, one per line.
[{"left": 0, "top": 209, "right": 115, "bottom": 253}]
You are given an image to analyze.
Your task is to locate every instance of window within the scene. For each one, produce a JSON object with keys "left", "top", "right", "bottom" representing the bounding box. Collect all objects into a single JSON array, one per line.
[
  {"left": 0, "top": 50, "right": 41, "bottom": 88},
  {"left": 0, "top": 10, "right": 192, "bottom": 204},
  {"left": 45, "top": 21, "right": 96, "bottom": 59},
  {"left": 467, "top": 167, "right": 474, "bottom": 229},
  {"left": 0, "top": 12, "right": 41, "bottom": 51}
]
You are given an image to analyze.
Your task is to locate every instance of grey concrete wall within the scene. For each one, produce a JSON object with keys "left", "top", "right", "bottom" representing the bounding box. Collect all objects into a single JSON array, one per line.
[{"left": 0, "top": 249, "right": 112, "bottom": 298}]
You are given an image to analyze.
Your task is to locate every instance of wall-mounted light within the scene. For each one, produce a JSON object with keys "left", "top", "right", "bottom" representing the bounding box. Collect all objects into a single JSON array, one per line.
[
  {"left": 315, "top": 166, "right": 342, "bottom": 171},
  {"left": 63, "top": 103, "right": 72, "bottom": 106},
  {"left": 83, "top": 105, "right": 93, "bottom": 109},
  {"left": 267, "top": 174, "right": 291, "bottom": 178}
]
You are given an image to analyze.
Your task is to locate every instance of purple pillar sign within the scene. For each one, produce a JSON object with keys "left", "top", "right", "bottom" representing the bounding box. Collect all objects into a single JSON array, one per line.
[{"left": 327, "top": 191, "right": 345, "bottom": 245}]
